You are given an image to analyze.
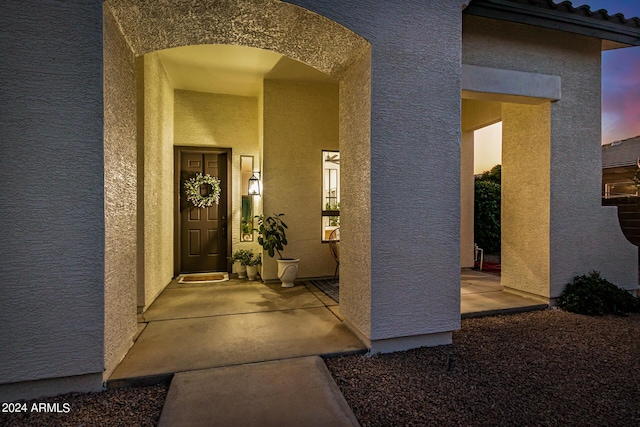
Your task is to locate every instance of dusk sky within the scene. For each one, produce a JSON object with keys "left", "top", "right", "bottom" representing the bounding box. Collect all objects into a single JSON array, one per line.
[
  {"left": 474, "top": 0, "right": 640, "bottom": 173},
  {"left": 581, "top": 0, "right": 640, "bottom": 143}
]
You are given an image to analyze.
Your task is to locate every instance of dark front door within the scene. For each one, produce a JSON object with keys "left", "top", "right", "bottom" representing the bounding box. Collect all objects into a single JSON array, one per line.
[{"left": 177, "top": 150, "right": 230, "bottom": 273}]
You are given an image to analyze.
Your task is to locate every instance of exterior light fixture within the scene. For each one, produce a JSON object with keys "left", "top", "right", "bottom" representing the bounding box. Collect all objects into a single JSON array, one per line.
[{"left": 248, "top": 173, "right": 261, "bottom": 196}]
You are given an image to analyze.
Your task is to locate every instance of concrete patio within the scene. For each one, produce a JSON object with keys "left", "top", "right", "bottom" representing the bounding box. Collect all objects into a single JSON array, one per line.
[
  {"left": 108, "top": 270, "right": 547, "bottom": 385},
  {"left": 109, "top": 279, "right": 363, "bottom": 385},
  {"left": 461, "top": 269, "right": 548, "bottom": 318}
]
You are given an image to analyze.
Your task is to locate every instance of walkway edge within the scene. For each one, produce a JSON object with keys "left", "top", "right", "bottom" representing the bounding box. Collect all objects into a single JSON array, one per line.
[{"left": 158, "top": 356, "right": 361, "bottom": 427}]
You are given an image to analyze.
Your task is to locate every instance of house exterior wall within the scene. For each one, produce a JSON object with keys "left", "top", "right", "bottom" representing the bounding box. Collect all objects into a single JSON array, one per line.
[
  {"left": 174, "top": 90, "right": 262, "bottom": 261},
  {"left": 337, "top": 49, "right": 373, "bottom": 340},
  {"left": 0, "top": 2, "right": 106, "bottom": 400},
  {"left": 290, "top": 0, "right": 463, "bottom": 348},
  {"left": 140, "top": 53, "right": 175, "bottom": 310},
  {"left": 102, "top": 5, "right": 139, "bottom": 383},
  {"left": 463, "top": 16, "right": 637, "bottom": 297},
  {"left": 13, "top": 0, "right": 635, "bottom": 401},
  {"left": 262, "top": 80, "right": 340, "bottom": 280},
  {"left": 502, "top": 102, "right": 552, "bottom": 297}
]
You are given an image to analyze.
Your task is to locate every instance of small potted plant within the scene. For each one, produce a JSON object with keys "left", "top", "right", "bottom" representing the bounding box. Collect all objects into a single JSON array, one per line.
[
  {"left": 241, "top": 220, "right": 253, "bottom": 242},
  {"left": 230, "top": 249, "right": 252, "bottom": 279},
  {"left": 246, "top": 252, "right": 261, "bottom": 281},
  {"left": 255, "top": 213, "right": 299, "bottom": 287}
]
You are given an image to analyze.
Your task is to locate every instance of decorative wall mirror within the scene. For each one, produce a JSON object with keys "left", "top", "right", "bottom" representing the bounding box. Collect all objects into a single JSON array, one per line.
[{"left": 240, "top": 156, "right": 254, "bottom": 241}]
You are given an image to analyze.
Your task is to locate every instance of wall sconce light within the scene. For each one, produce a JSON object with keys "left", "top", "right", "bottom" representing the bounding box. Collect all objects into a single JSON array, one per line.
[{"left": 248, "top": 172, "right": 261, "bottom": 196}]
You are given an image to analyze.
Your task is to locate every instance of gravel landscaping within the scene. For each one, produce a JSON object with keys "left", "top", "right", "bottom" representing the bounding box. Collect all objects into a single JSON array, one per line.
[
  {"left": 0, "top": 383, "right": 168, "bottom": 427},
  {"left": 326, "top": 309, "right": 640, "bottom": 426},
  {"left": 2, "top": 309, "right": 639, "bottom": 426}
]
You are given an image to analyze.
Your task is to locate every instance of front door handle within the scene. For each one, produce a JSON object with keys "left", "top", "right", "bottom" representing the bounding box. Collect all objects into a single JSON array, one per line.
[{"left": 222, "top": 224, "right": 227, "bottom": 239}]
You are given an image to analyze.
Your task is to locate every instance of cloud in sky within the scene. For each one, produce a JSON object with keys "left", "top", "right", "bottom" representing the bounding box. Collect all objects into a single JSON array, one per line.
[{"left": 578, "top": 0, "right": 640, "bottom": 142}]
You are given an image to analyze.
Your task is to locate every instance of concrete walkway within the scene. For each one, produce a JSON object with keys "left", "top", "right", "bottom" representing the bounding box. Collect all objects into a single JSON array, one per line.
[
  {"left": 158, "top": 356, "right": 359, "bottom": 427},
  {"left": 109, "top": 272, "right": 547, "bottom": 425}
]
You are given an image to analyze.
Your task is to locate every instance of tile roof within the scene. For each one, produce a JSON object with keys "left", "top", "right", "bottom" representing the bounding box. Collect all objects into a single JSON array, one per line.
[
  {"left": 506, "top": 0, "right": 640, "bottom": 28},
  {"left": 466, "top": 0, "right": 640, "bottom": 46},
  {"left": 602, "top": 136, "right": 640, "bottom": 169}
]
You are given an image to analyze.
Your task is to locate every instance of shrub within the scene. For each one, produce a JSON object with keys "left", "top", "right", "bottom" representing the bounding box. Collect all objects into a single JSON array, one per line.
[
  {"left": 474, "top": 179, "right": 501, "bottom": 254},
  {"left": 557, "top": 271, "right": 640, "bottom": 316},
  {"left": 478, "top": 164, "right": 501, "bottom": 185},
  {"left": 230, "top": 249, "right": 253, "bottom": 266}
]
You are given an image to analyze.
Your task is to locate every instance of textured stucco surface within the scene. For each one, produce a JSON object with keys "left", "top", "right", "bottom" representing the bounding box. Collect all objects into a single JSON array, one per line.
[
  {"left": 0, "top": 1, "right": 104, "bottom": 393},
  {"left": 462, "top": 64, "right": 561, "bottom": 104},
  {"left": 141, "top": 52, "right": 175, "bottom": 310},
  {"left": 103, "top": 5, "right": 139, "bottom": 379},
  {"left": 262, "top": 80, "right": 339, "bottom": 280},
  {"left": 338, "top": 50, "right": 373, "bottom": 339},
  {"left": 290, "top": 0, "right": 463, "bottom": 341},
  {"left": 461, "top": 99, "right": 502, "bottom": 132},
  {"left": 369, "top": 1, "right": 462, "bottom": 340},
  {"left": 105, "top": 0, "right": 369, "bottom": 81},
  {"left": 502, "top": 103, "right": 552, "bottom": 297},
  {"left": 464, "top": 16, "right": 637, "bottom": 297}
]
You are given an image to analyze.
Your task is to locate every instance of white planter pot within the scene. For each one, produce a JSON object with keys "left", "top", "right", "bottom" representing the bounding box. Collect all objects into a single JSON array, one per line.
[
  {"left": 277, "top": 258, "right": 300, "bottom": 288},
  {"left": 235, "top": 261, "right": 247, "bottom": 279},
  {"left": 246, "top": 265, "right": 259, "bottom": 281}
]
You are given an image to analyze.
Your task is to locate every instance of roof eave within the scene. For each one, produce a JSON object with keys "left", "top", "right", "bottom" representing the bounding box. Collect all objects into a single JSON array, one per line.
[{"left": 464, "top": 0, "right": 640, "bottom": 48}]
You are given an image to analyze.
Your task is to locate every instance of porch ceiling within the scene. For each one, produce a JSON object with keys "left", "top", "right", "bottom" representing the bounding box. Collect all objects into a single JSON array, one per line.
[{"left": 157, "top": 44, "right": 336, "bottom": 97}]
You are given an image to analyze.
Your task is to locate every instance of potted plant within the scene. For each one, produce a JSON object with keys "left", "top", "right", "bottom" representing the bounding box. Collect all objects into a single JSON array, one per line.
[
  {"left": 246, "top": 252, "right": 261, "bottom": 281},
  {"left": 230, "top": 249, "right": 252, "bottom": 279},
  {"left": 255, "top": 213, "right": 300, "bottom": 287},
  {"left": 241, "top": 220, "right": 253, "bottom": 242}
]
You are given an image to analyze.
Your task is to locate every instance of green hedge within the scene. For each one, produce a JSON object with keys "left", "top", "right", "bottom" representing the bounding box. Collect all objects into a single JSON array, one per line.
[{"left": 474, "top": 179, "right": 501, "bottom": 254}]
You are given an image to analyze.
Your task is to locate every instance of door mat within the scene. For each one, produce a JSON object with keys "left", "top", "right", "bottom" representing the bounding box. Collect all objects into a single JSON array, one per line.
[
  {"left": 178, "top": 272, "right": 229, "bottom": 284},
  {"left": 308, "top": 279, "right": 339, "bottom": 303}
]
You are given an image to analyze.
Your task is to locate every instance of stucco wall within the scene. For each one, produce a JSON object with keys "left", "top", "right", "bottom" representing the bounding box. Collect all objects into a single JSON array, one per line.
[
  {"left": 337, "top": 50, "right": 373, "bottom": 339},
  {"left": 290, "top": 0, "right": 463, "bottom": 344},
  {"left": 461, "top": 99, "right": 502, "bottom": 132},
  {"left": 0, "top": 1, "right": 105, "bottom": 398},
  {"left": 103, "top": 5, "right": 139, "bottom": 380},
  {"left": 140, "top": 52, "right": 175, "bottom": 310},
  {"left": 502, "top": 103, "right": 552, "bottom": 297},
  {"left": 262, "top": 80, "right": 339, "bottom": 280},
  {"left": 463, "top": 16, "right": 637, "bottom": 296},
  {"left": 174, "top": 90, "right": 262, "bottom": 263}
]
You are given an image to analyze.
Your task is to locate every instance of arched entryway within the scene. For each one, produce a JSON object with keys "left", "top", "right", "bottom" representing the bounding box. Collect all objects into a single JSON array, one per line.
[{"left": 102, "top": 0, "right": 371, "bottom": 377}]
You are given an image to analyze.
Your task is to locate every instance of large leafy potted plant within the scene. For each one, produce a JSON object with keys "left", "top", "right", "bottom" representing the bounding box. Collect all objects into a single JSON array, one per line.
[{"left": 255, "top": 213, "right": 299, "bottom": 287}]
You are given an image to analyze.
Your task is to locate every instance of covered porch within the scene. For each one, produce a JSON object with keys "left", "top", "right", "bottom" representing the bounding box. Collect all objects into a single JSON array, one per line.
[{"left": 108, "top": 271, "right": 546, "bottom": 385}]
